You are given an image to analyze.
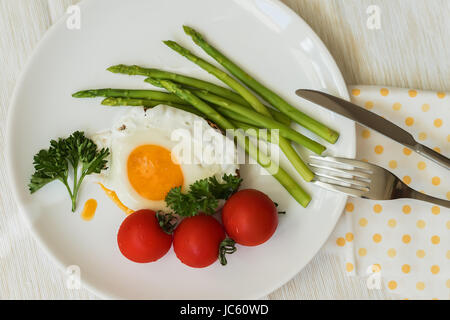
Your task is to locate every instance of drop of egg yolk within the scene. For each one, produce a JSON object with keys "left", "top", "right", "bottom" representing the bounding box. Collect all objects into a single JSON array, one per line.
[{"left": 127, "top": 144, "right": 184, "bottom": 201}]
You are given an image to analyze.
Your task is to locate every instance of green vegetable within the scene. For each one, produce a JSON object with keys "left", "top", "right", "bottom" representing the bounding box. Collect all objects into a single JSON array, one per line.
[
  {"left": 107, "top": 64, "right": 250, "bottom": 107},
  {"left": 144, "top": 76, "right": 292, "bottom": 126},
  {"left": 165, "top": 174, "right": 242, "bottom": 216},
  {"left": 183, "top": 26, "right": 340, "bottom": 144},
  {"left": 163, "top": 40, "right": 315, "bottom": 182},
  {"left": 163, "top": 40, "right": 271, "bottom": 117},
  {"left": 100, "top": 97, "right": 205, "bottom": 116},
  {"left": 159, "top": 80, "right": 311, "bottom": 207},
  {"left": 100, "top": 96, "right": 262, "bottom": 127},
  {"left": 29, "top": 131, "right": 110, "bottom": 212},
  {"left": 193, "top": 89, "right": 325, "bottom": 155},
  {"left": 72, "top": 88, "right": 189, "bottom": 105}
]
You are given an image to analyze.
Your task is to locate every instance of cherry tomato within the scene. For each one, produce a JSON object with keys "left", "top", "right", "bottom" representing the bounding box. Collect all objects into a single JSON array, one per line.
[
  {"left": 222, "top": 189, "right": 278, "bottom": 246},
  {"left": 117, "top": 209, "right": 172, "bottom": 263},
  {"left": 173, "top": 215, "right": 225, "bottom": 268}
]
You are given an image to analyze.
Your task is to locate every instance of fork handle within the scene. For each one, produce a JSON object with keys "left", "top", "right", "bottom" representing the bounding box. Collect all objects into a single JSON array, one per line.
[{"left": 406, "top": 188, "right": 450, "bottom": 208}]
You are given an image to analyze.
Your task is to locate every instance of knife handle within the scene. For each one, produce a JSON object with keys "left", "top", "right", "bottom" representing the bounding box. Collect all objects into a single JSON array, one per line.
[{"left": 414, "top": 144, "right": 450, "bottom": 171}]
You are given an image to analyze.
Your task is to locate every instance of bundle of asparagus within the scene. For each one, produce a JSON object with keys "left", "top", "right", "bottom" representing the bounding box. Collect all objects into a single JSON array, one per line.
[{"left": 72, "top": 26, "right": 339, "bottom": 208}]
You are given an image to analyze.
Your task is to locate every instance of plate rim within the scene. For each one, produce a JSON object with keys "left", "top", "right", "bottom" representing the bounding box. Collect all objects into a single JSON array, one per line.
[{"left": 5, "top": 0, "right": 355, "bottom": 299}]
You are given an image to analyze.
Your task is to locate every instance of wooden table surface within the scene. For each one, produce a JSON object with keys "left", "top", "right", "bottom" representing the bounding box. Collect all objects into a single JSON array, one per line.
[{"left": 0, "top": 0, "right": 448, "bottom": 299}]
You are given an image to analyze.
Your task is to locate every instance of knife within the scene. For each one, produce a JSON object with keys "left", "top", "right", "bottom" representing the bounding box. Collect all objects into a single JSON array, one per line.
[{"left": 295, "top": 89, "right": 450, "bottom": 171}]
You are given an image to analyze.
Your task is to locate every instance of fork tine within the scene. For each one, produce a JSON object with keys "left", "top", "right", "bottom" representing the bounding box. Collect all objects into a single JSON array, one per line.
[
  {"left": 309, "top": 163, "right": 372, "bottom": 181},
  {"left": 314, "top": 172, "right": 370, "bottom": 190},
  {"left": 312, "top": 180, "right": 367, "bottom": 198},
  {"left": 309, "top": 155, "right": 374, "bottom": 173}
]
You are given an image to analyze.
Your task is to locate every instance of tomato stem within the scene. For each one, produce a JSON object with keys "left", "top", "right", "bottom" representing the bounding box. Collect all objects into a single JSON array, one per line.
[
  {"left": 219, "top": 238, "right": 237, "bottom": 266},
  {"left": 156, "top": 211, "right": 178, "bottom": 234}
]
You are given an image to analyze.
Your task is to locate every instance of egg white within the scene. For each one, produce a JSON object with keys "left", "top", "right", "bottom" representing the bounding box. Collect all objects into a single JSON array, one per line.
[{"left": 92, "top": 105, "right": 239, "bottom": 212}]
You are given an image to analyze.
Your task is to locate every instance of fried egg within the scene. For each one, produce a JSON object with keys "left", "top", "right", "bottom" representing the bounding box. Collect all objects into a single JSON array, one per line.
[{"left": 92, "top": 105, "right": 239, "bottom": 212}]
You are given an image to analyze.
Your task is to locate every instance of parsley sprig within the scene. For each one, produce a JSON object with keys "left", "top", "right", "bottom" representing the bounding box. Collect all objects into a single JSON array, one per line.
[
  {"left": 29, "top": 131, "right": 110, "bottom": 212},
  {"left": 165, "top": 174, "right": 242, "bottom": 217}
]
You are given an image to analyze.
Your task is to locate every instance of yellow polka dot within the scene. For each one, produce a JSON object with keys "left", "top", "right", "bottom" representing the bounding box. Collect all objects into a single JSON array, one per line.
[
  {"left": 416, "top": 249, "right": 426, "bottom": 258},
  {"left": 346, "top": 262, "right": 354, "bottom": 272},
  {"left": 380, "top": 88, "right": 389, "bottom": 96},
  {"left": 437, "top": 92, "right": 446, "bottom": 99},
  {"left": 402, "top": 264, "right": 411, "bottom": 274},
  {"left": 430, "top": 265, "right": 440, "bottom": 274},
  {"left": 408, "top": 90, "right": 418, "bottom": 97},
  {"left": 417, "top": 161, "right": 426, "bottom": 170},
  {"left": 447, "top": 192, "right": 450, "bottom": 200},
  {"left": 416, "top": 282, "right": 425, "bottom": 290},
  {"left": 405, "top": 117, "right": 414, "bottom": 126},
  {"left": 373, "top": 204, "right": 382, "bottom": 213},
  {"left": 403, "top": 176, "right": 411, "bottom": 185},
  {"left": 431, "top": 206, "right": 440, "bottom": 215},
  {"left": 448, "top": 135, "right": 450, "bottom": 142},
  {"left": 373, "top": 233, "right": 382, "bottom": 243},
  {"left": 364, "top": 101, "right": 374, "bottom": 109},
  {"left": 418, "top": 132, "right": 427, "bottom": 141},
  {"left": 372, "top": 264, "right": 381, "bottom": 272},
  {"left": 402, "top": 234, "right": 411, "bottom": 244},
  {"left": 388, "top": 160, "right": 397, "bottom": 169},
  {"left": 361, "top": 158, "right": 368, "bottom": 162},
  {"left": 434, "top": 147, "right": 441, "bottom": 153},
  {"left": 447, "top": 250, "right": 450, "bottom": 259},
  {"left": 446, "top": 279, "right": 450, "bottom": 288},
  {"left": 447, "top": 221, "right": 450, "bottom": 229},
  {"left": 359, "top": 218, "right": 368, "bottom": 227},
  {"left": 351, "top": 88, "right": 360, "bottom": 96},
  {"left": 402, "top": 205, "right": 411, "bottom": 214},
  {"left": 358, "top": 248, "right": 367, "bottom": 256},
  {"left": 421, "top": 103, "right": 430, "bottom": 112},
  {"left": 434, "top": 119, "right": 443, "bottom": 128},
  {"left": 387, "top": 219, "right": 397, "bottom": 228},
  {"left": 392, "top": 102, "right": 402, "bottom": 111},
  {"left": 431, "top": 235, "right": 440, "bottom": 244},
  {"left": 345, "top": 232, "right": 354, "bottom": 242},
  {"left": 362, "top": 129, "right": 370, "bottom": 138},
  {"left": 387, "top": 248, "right": 397, "bottom": 257},
  {"left": 336, "top": 237, "right": 346, "bottom": 247},
  {"left": 403, "top": 148, "right": 412, "bottom": 156},
  {"left": 432, "top": 176, "right": 440, "bottom": 186},
  {"left": 374, "top": 145, "right": 384, "bottom": 154},
  {"left": 387, "top": 280, "right": 397, "bottom": 290},
  {"left": 345, "top": 202, "right": 354, "bottom": 212},
  {"left": 416, "top": 220, "right": 426, "bottom": 229}
]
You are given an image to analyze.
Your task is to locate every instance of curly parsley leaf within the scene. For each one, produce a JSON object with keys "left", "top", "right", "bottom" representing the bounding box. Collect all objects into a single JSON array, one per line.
[
  {"left": 208, "top": 174, "right": 242, "bottom": 200},
  {"left": 29, "top": 131, "right": 109, "bottom": 212},
  {"left": 165, "top": 174, "right": 242, "bottom": 217}
]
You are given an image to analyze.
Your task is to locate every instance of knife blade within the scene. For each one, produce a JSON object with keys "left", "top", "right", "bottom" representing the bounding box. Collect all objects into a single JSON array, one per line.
[{"left": 295, "top": 89, "right": 450, "bottom": 170}]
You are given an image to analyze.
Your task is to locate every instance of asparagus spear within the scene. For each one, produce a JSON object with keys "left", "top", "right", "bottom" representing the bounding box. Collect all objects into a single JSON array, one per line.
[
  {"left": 183, "top": 26, "right": 340, "bottom": 144},
  {"left": 72, "top": 88, "right": 189, "bottom": 105},
  {"left": 144, "top": 77, "right": 291, "bottom": 126},
  {"left": 233, "top": 120, "right": 273, "bottom": 143},
  {"left": 159, "top": 80, "right": 311, "bottom": 207},
  {"left": 107, "top": 64, "right": 249, "bottom": 106},
  {"left": 163, "top": 40, "right": 272, "bottom": 117},
  {"left": 193, "top": 90, "right": 325, "bottom": 155},
  {"left": 100, "top": 96, "right": 261, "bottom": 126},
  {"left": 100, "top": 97, "right": 205, "bottom": 116},
  {"left": 161, "top": 42, "right": 316, "bottom": 180}
]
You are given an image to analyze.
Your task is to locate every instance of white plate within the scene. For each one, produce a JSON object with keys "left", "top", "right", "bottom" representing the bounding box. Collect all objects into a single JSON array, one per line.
[{"left": 6, "top": 0, "right": 355, "bottom": 299}]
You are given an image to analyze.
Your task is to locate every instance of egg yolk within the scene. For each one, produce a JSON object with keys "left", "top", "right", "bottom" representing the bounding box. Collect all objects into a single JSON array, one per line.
[{"left": 127, "top": 144, "right": 184, "bottom": 201}]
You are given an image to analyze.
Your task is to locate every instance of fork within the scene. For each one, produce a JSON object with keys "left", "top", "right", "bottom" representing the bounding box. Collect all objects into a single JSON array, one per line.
[{"left": 308, "top": 156, "right": 449, "bottom": 208}]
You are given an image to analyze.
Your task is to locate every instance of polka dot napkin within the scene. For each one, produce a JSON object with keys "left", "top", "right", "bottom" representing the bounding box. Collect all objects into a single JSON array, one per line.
[{"left": 324, "top": 86, "right": 449, "bottom": 300}]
